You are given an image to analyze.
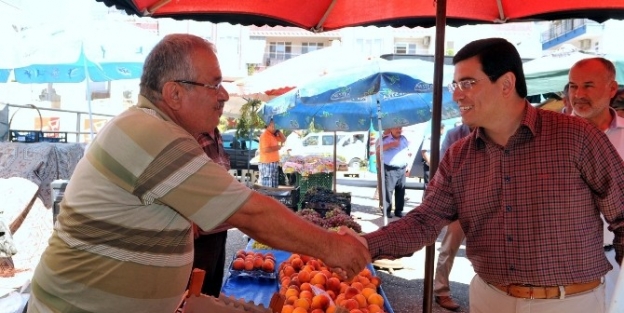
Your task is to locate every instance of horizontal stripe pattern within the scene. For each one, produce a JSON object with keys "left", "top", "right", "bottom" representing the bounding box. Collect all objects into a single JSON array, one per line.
[{"left": 30, "top": 97, "right": 252, "bottom": 312}]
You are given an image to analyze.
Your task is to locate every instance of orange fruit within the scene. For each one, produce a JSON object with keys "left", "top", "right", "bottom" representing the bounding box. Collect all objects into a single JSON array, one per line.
[
  {"left": 294, "top": 298, "right": 310, "bottom": 310},
  {"left": 367, "top": 304, "right": 383, "bottom": 313},
  {"left": 292, "top": 307, "right": 307, "bottom": 313},
  {"left": 367, "top": 293, "right": 384, "bottom": 307}
]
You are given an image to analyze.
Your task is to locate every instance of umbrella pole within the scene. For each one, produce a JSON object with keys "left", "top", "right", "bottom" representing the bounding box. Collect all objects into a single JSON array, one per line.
[
  {"left": 376, "top": 99, "right": 387, "bottom": 227},
  {"left": 333, "top": 131, "right": 337, "bottom": 192},
  {"left": 82, "top": 52, "right": 95, "bottom": 141},
  {"left": 421, "top": 0, "right": 448, "bottom": 312}
]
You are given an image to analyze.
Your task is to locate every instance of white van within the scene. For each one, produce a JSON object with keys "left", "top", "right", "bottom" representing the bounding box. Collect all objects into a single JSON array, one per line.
[{"left": 295, "top": 131, "right": 368, "bottom": 168}]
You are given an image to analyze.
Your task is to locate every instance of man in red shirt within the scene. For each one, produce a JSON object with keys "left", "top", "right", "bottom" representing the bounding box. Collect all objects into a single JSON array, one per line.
[{"left": 345, "top": 38, "right": 624, "bottom": 313}]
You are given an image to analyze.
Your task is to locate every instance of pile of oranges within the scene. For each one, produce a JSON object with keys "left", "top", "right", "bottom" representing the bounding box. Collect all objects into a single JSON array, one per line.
[{"left": 278, "top": 254, "right": 385, "bottom": 313}]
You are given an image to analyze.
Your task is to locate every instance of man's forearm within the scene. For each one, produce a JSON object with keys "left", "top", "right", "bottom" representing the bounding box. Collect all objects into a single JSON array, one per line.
[
  {"left": 226, "top": 192, "right": 371, "bottom": 278},
  {"left": 227, "top": 193, "right": 334, "bottom": 256}
]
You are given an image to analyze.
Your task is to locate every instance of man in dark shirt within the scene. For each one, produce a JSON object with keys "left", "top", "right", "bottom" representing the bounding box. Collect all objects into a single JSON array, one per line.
[{"left": 191, "top": 128, "right": 232, "bottom": 296}]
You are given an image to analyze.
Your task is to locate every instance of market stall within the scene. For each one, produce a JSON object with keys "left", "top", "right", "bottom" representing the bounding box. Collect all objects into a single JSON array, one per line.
[{"left": 221, "top": 240, "right": 395, "bottom": 313}]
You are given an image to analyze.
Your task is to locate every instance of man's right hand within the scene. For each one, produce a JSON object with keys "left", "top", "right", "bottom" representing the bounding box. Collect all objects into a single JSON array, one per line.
[{"left": 322, "top": 228, "right": 371, "bottom": 280}]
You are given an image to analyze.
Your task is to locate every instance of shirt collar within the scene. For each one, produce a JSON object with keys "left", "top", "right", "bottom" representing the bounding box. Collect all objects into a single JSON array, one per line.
[
  {"left": 608, "top": 107, "right": 624, "bottom": 130},
  {"left": 474, "top": 100, "right": 536, "bottom": 149},
  {"left": 136, "top": 95, "right": 173, "bottom": 122}
]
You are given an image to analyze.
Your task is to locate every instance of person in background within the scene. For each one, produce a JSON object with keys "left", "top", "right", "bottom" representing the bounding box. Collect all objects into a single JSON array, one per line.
[
  {"left": 377, "top": 127, "right": 410, "bottom": 218},
  {"left": 258, "top": 119, "right": 286, "bottom": 187},
  {"left": 190, "top": 127, "right": 231, "bottom": 296},
  {"left": 569, "top": 57, "right": 624, "bottom": 305},
  {"left": 561, "top": 83, "right": 574, "bottom": 115},
  {"left": 343, "top": 38, "right": 624, "bottom": 313},
  {"left": 27, "top": 34, "right": 370, "bottom": 313},
  {"left": 611, "top": 88, "right": 624, "bottom": 119},
  {"left": 432, "top": 122, "right": 472, "bottom": 311},
  {"left": 421, "top": 124, "right": 446, "bottom": 184}
]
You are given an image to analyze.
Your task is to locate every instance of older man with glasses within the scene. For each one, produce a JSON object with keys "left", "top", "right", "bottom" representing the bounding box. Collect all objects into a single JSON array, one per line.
[
  {"left": 27, "top": 34, "right": 371, "bottom": 313},
  {"left": 341, "top": 38, "right": 624, "bottom": 313}
]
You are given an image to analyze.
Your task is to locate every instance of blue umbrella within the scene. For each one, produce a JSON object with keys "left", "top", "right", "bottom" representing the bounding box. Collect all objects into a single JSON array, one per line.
[
  {"left": 0, "top": 70, "right": 9, "bottom": 83},
  {"left": 262, "top": 59, "right": 459, "bottom": 131},
  {"left": 2, "top": 21, "right": 156, "bottom": 83},
  {"left": 1, "top": 21, "right": 159, "bottom": 138},
  {"left": 11, "top": 44, "right": 145, "bottom": 84}
]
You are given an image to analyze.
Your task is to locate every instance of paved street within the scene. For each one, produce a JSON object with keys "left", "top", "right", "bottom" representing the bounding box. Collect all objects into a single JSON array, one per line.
[{"left": 224, "top": 175, "right": 476, "bottom": 313}]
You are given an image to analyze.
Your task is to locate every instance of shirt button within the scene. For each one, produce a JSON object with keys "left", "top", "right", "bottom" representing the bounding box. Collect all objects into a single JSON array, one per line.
[
  {"left": 509, "top": 265, "right": 515, "bottom": 271},
  {"left": 504, "top": 149, "right": 510, "bottom": 154},
  {"left": 506, "top": 206, "right": 512, "bottom": 212},
  {"left": 505, "top": 176, "right": 511, "bottom": 182},
  {"left": 507, "top": 236, "right": 513, "bottom": 242}
]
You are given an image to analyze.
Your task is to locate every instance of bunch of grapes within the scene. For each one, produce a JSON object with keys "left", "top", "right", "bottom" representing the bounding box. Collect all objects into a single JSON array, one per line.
[
  {"left": 303, "top": 187, "right": 335, "bottom": 203},
  {"left": 325, "top": 213, "right": 362, "bottom": 233},
  {"left": 324, "top": 207, "right": 346, "bottom": 219},
  {"left": 297, "top": 208, "right": 321, "bottom": 218},
  {"left": 302, "top": 214, "right": 329, "bottom": 228}
]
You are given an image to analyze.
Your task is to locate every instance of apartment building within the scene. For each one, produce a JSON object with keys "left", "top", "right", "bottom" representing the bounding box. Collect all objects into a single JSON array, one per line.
[{"left": 541, "top": 19, "right": 624, "bottom": 55}]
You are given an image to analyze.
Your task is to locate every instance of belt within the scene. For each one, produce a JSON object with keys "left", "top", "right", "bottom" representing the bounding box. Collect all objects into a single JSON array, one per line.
[
  {"left": 490, "top": 279, "right": 601, "bottom": 299},
  {"left": 384, "top": 164, "right": 406, "bottom": 170}
]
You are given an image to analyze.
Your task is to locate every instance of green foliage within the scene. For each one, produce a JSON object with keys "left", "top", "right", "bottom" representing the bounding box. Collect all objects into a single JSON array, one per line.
[
  {"left": 236, "top": 99, "right": 265, "bottom": 138},
  {"left": 218, "top": 116, "right": 228, "bottom": 132}
]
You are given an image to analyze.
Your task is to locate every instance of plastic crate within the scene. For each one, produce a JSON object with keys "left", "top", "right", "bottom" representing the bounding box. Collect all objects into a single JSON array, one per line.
[
  {"left": 252, "top": 184, "right": 300, "bottom": 212},
  {"left": 9, "top": 130, "right": 67, "bottom": 143},
  {"left": 295, "top": 172, "right": 333, "bottom": 207},
  {"left": 302, "top": 192, "right": 351, "bottom": 216},
  {"left": 8, "top": 104, "right": 67, "bottom": 143}
]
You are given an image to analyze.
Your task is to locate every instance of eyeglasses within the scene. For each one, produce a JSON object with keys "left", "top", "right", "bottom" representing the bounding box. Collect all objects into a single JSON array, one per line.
[
  {"left": 448, "top": 77, "right": 491, "bottom": 93},
  {"left": 173, "top": 80, "right": 222, "bottom": 91}
]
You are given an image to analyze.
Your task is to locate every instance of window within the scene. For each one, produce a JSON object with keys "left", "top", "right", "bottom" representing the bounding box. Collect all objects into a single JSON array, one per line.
[
  {"left": 269, "top": 42, "right": 292, "bottom": 61},
  {"left": 394, "top": 43, "right": 417, "bottom": 54},
  {"left": 355, "top": 39, "right": 383, "bottom": 56},
  {"left": 322, "top": 135, "right": 334, "bottom": 146},
  {"left": 303, "top": 136, "right": 318, "bottom": 146},
  {"left": 302, "top": 42, "right": 324, "bottom": 54}
]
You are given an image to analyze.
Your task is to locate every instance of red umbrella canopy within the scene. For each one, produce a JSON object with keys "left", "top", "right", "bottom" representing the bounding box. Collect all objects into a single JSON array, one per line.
[{"left": 98, "top": 0, "right": 624, "bottom": 31}]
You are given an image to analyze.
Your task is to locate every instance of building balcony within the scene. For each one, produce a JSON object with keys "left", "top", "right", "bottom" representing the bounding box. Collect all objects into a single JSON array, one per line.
[{"left": 541, "top": 19, "right": 603, "bottom": 50}]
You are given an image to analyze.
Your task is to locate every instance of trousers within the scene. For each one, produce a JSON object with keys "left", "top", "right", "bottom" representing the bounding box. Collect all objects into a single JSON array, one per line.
[
  {"left": 433, "top": 221, "right": 465, "bottom": 296},
  {"left": 469, "top": 275, "right": 605, "bottom": 313},
  {"left": 191, "top": 231, "right": 228, "bottom": 296},
  {"left": 383, "top": 165, "right": 406, "bottom": 214}
]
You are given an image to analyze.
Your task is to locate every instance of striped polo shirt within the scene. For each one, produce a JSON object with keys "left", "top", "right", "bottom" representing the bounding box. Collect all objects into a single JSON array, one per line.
[{"left": 29, "top": 96, "right": 252, "bottom": 313}]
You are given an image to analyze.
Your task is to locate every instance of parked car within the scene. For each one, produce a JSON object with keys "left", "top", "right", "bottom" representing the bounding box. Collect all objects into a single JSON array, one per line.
[
  {"left": 295, "top": 131, "right": 368, "bottom": 169},
  {"left": 221, "top": 130, "right": 259, "bottom": 171}
]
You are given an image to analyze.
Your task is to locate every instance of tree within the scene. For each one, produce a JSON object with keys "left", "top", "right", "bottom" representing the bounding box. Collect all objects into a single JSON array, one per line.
[{"left": 236, "top": 98, "right": 264, "bottom": 139}]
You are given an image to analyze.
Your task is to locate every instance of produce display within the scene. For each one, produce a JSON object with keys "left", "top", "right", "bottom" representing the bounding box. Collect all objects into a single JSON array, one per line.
[
  {"left": 251, "top": 206, "right": 361, "bottom": 251},
  {"left": 297, "top": 209, "right": 361, "bottom": 233},
  {"left": 281, "top": 155, "right": 346, "bottom": 175},
  {"left": 277, "top": 254, "right": 386, "bottom": 313},
  {"left": 230, "top": 250, "right": 277, "bottom": 279},
  {"left": 302, "top": 187, "right": 351, "bottom": 216}
]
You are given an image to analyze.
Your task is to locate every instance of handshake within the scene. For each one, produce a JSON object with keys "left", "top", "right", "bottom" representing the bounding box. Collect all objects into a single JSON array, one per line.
[{"left": 325, "top": 226, "right": 370, "bottom": 280}]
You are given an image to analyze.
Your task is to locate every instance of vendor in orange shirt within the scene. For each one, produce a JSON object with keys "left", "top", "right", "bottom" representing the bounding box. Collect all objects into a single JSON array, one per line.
[{"left": 258, "top": 119, "right": 286, "bottom": 187}]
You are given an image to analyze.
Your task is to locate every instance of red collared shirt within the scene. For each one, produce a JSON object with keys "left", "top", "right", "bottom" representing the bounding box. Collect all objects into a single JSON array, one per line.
[
  {"left": 195, "top": 129, "right": 230, "bottom": 171},
  {"left": 364, "top": 103, "right": 624, "bottom": 286}
]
